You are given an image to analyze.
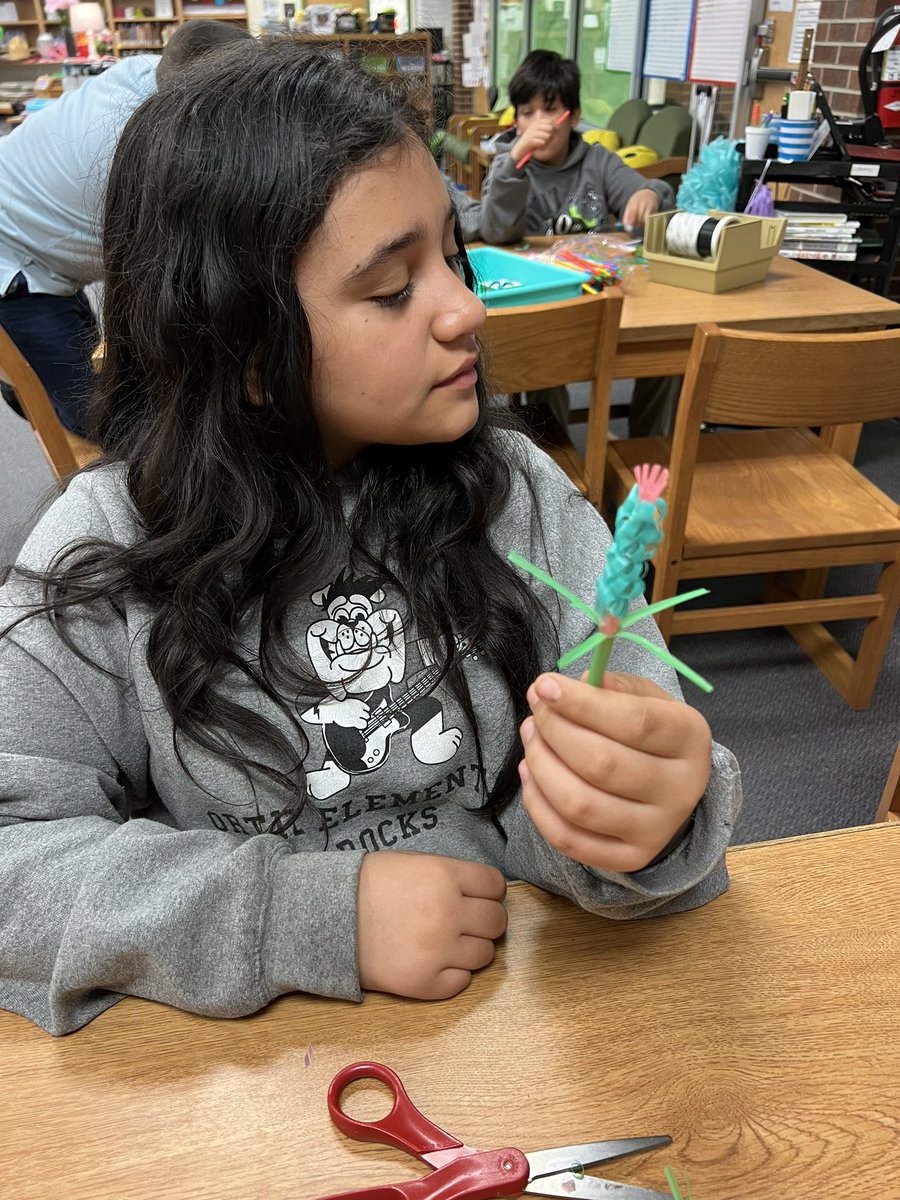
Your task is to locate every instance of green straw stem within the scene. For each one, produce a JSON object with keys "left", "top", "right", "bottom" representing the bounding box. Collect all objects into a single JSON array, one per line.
[{"left": 587, "top": 634, "right": 613, "bottom": 687}]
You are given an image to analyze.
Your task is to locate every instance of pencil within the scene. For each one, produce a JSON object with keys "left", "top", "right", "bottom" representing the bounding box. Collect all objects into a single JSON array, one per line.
[{"left": 516, "top": 109, "right": 571, "bottom": 170}]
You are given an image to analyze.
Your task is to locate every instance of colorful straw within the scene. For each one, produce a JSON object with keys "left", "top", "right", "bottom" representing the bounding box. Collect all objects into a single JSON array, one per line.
[
  {"left": 509, "top": 464, "right": 713, "bottom": 692},
  {"left": 516, "top": 109, "right": 571, "bottom": 169}
]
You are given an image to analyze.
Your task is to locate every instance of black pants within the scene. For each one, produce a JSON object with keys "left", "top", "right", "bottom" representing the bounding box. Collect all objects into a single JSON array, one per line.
[
  {"left": 0, "top": 274, "right": 98, "bottom": 438},
  {"left": 524, "top": 375, "right": 682, "bottom": 438}
]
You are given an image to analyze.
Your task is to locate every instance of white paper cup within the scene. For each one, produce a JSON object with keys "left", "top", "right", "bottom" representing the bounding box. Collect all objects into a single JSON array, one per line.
[{"left": 744, "top": 126, "right": 771, "bottom": 159}]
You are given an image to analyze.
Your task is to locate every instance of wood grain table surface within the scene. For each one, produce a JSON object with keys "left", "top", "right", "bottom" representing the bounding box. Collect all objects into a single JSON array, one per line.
[
  {"left": 492, "top": 240, "right": 900, "bottom": 379},
  {"left": 2, "top": 824, "right": 898, "bottom": 1199}
]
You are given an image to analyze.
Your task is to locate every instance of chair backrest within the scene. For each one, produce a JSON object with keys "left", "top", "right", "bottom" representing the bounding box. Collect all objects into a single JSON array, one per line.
[
  {"left": 480, "top": 289, "right": 623, "bottom": 395},
  {"left": 677, "top": 323, "right": 900, "bottom": 431},
  {"left": 0, "top": 324, "right": 98, "bottom": 479},
  {"left": 481, "top": 289, "right": 622, "bottom": 500},
  {"left": 638, "top": 105, "right": 695, "bottom": 158},
  {"left": 606, "top": 98, "right": 652, "bottom": 148},
  {"left": 660, "top": 322, "right": 900, "bottom": 562}
]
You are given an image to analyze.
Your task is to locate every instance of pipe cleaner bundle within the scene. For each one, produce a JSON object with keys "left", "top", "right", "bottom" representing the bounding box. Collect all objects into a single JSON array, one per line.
[
  {"left": 531, "top": 234, "right": 650, "bottom": 295},
  {"left": 676, "top": 136, "right": 741, "bottom": 216},
  {"left": 510, "top": 465, "right": 713, "bottom": 692}
]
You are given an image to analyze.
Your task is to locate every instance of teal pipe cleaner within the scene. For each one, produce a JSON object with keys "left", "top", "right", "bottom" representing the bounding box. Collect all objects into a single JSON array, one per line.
[
  {"left": 597, "top": 464, "right": 668, "bottom": 620},
  {"left": 509, "top": 464, "right": 714, "bottom": 693}
]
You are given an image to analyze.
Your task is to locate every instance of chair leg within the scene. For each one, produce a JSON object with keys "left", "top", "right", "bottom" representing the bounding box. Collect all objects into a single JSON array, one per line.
[
  {"left": 784, "top": 555, "right": 900, "bottom": 710},
  {"left": 873, "top": 742, "right": 900, "bottom": 823},
  {"left": 650, "top": 559, "right": 682, "bottom": 644},
  {"left": 786, "top": 567, "right": 830, "bottom": 601},
  {"left": 843, "top": 555, "right": 900, "bottom": 709},
  {"left": 763, "top": 569, "right": 830, "bottom": 604}
]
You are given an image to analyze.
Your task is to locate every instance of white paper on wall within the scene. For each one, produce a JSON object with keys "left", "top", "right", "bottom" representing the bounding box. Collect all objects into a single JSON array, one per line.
[
  {"left": 607, "top": 0, "right": 640, "bottom": 73},
  {"left": 643, "top": 0, "right": 695, "bottom": 81},
  {"left": 788, "top": 0, "right": 820, "bottom": 64},
  {"left": 688, "top": 0, "right": 754, "bottom": 85},
  {"left": 461, "top": 61, "right": 482, "bottom": 88}
]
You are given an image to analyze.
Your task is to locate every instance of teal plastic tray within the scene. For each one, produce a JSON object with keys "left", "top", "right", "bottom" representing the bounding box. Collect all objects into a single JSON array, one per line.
[{"left": 467, "top": 246, "right": 591, "bottom": 308}]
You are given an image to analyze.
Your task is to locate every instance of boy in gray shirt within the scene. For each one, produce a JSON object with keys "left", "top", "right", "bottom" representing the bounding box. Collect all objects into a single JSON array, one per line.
[{"left": 477, "top": 50, "right": 680, "bottom": 438}]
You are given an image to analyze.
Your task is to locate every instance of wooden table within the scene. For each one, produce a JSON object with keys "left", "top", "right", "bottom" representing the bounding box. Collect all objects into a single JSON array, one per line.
[
  {"left": 612, "top": 253, "right": 900, "bottom": 381},
  {"left": 476, "top": 240, "right": 900, "bottom": 382},
  {"left": 493, "top": 245, "right": 900, "bottom": 462},
  {"left": 2, "top": 824, "right": 899, "bottom": 1199}
]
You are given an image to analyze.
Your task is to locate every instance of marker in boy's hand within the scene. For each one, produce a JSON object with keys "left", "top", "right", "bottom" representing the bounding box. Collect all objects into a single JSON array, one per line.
[
  {"left": 518, "top": 671, "right": 712, "bottom": 874},
  {"left": 515, "top": 108, "right": 571, "bottom": 169},
  {"left": 357, "top": 852, "right": 508, "bottom": 1000}
]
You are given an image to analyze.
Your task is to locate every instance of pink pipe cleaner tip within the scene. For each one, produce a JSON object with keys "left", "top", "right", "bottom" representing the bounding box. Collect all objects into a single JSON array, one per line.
[{"left": 634, "top": 463, "right": 669, "bottom": 504}]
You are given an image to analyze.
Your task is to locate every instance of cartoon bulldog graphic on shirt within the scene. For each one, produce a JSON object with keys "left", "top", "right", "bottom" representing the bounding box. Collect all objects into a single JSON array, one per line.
[{"left": 301, "top": 569, "right": 463, "bottom": 800}]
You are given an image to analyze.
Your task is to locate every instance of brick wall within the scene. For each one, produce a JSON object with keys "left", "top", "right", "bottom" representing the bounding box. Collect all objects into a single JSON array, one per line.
[
  {"left": 810, "top": 0, "right": 897, "bottom": 118},
  {"left": 451, "top": 0, "right": 474, "bottom": 113},
  {"left": 796, "top": 3, "right": 900, "bottom": 297}
]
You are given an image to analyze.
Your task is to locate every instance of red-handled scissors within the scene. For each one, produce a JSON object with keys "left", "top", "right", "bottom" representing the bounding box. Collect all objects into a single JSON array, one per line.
[{"left": 316, "top": 1061, "right": 674, "bottom": 1200}]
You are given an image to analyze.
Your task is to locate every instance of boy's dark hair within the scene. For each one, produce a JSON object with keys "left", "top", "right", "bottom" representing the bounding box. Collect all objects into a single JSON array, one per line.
[
  {"left": 4, "top": 38, "right": 553, "bottom": 834},
  {"left": 156, "top": 18, "right": 251, "bottom": 86},
  {"left": 509, "top": 49, "right": 580, "bottom": 114}
]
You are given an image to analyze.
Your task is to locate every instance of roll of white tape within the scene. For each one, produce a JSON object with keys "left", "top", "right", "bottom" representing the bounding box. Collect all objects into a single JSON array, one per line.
[
  {"left": 709, "top": 214, "right": 740, "bottom": 257},
  {"left": 665, "top": 212, "right": 741, "bottom": 260},
  {"left": 665, "top": 212, "right": 711, "bottom": 259}
]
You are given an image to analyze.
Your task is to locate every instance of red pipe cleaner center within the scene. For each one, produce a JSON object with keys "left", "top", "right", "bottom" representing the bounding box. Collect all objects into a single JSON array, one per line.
[
  {"left": 600, "top": 614, "right": 620, "bottom": 636},
  {"left": 634, "top": 462, "right": 669, "bottom": 504}
]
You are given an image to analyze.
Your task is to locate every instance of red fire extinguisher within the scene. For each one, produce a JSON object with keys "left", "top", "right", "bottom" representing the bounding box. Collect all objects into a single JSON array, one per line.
[
  {"left": 860, "top": 7, "right": 900, "bottom": 140},
  {"left": 877, "top": 44, "right": 900, "bottom": 130}
]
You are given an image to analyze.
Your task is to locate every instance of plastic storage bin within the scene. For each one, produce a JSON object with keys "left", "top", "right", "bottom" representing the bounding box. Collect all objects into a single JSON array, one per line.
[{"left": 467, "top": 246, "right": 591, "bottom": 307}]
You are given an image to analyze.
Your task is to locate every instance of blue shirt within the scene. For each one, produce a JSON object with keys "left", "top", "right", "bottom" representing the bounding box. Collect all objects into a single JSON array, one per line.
[{"left": 0, "top": 55, "right": 158, "bottom": 297}]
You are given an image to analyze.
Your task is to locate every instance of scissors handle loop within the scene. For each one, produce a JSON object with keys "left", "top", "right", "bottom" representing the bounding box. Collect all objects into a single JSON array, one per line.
[
  {"left": 328, "top": 1062, "right": 465, "bottom": 1162},
  {"left": 316, "top": 1147, "right": 529, "bottom": 1200}
]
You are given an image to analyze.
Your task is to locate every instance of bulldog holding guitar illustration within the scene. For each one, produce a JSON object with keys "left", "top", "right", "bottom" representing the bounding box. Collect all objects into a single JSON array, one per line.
[{"left": 302, "top": 569, "right": 464, "bottom": 801}]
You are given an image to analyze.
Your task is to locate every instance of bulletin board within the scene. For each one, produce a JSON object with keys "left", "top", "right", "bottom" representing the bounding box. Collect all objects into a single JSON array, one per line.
[{"left": 758, "top": 0, "right": 822, "bottom": 118}]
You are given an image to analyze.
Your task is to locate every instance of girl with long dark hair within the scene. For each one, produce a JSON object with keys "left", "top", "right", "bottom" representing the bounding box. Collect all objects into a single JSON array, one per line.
[{"left": 0, "top": 38, "right": 740, "bottom": 1034}]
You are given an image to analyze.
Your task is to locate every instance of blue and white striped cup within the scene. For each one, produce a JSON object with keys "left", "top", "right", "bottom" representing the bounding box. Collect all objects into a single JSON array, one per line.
[{"left": 777, "top": 118, "right": 818, "bottom": 162}]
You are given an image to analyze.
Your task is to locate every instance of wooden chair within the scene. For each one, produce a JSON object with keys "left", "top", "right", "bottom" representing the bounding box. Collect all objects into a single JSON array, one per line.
[
  {"left": 635, "top": 156, "right": 688, "bottom": 182},
  {"left": 874, "top": 742, "right": 900, "bottom": 823},
  {"left": 445, "top": 113, "right": 502, "bottom": 191},
  {"left": 480, "top": 289, "right": 623, "bottom": 498},
  {"left": 604, "top": 323, "right": 900, "bottom": 710},
  {"left": 0, "top": 324, "right": 99, "bottom": 480}
]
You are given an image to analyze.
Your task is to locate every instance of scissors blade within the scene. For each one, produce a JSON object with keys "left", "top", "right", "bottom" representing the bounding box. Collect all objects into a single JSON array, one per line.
[
  {"left": 526, "top": 1137, "right": 673, "bottom": 1180},
  {"left": 524, "top": 1175, "right": 672, "bottom": 1200}
]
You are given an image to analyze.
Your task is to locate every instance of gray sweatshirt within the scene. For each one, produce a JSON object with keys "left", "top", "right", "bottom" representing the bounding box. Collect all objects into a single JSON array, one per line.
[
  {"left": 479, "top": 130, "right": 675, "bottom": 244},
  {"left": 0, "top": 434, "right": 740, "bottom": 1035}
]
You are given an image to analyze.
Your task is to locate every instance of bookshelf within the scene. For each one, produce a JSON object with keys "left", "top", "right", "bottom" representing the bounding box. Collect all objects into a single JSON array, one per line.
[
  {"left": 0, "top": 0, "right": 58, "bottom": 59},
  {"left": 738, "top": 155, "right": 900, "bottom": 297},
  {"left": 107, "top": 1, "right": 250, "bottom": 56},
  {"left": 0, "top": 0, "right": 250, "bottom": 60},
  {"left": 289, "top": 32, "right": 432, "bottom": 116}
]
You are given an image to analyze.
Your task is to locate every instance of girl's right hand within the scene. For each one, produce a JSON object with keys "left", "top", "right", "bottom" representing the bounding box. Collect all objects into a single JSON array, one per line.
[{"left": 357, "top": 851, "right": 508, "bottom": 999}]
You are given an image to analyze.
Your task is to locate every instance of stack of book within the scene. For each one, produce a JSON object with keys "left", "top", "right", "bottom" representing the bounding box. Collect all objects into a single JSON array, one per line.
[{"left": 775, "top": 211, "right": 861, "bottom": 262}]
